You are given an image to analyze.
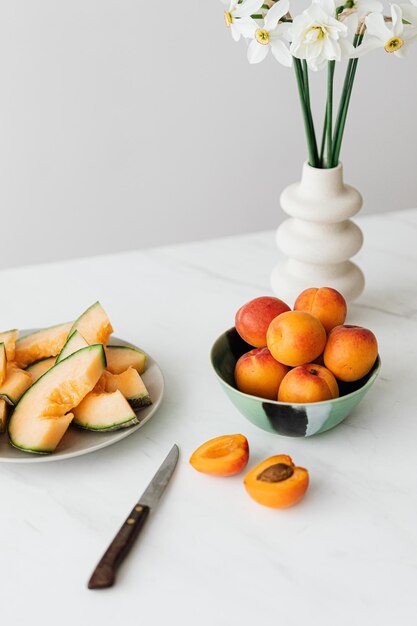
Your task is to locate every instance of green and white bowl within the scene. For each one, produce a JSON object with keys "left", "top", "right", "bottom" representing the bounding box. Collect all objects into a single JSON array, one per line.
[{"left": 210, "top": 328, "right": 381, "bottom": 437}]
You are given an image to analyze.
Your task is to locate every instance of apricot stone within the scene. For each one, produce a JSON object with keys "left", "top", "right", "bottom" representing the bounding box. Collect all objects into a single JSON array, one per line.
[
  {"left": 235, "top": 296, "right": 290, "bottom": 348},
  {"left": 235, "top": 347, "right": 289, "bottom": 400},
  {"left": 278, "top": 363, "right": 339, "bottom": 403},
  {"left": 244, "top": 454, "right": 309, "bottom": 508},
  {"left": 324, "top": 324, "right": 378, "bottom": 382},
  {"left": 266, "top": 310, "right": 326, "bottom": 367},
  {"left": 294, "top": 287, "right": 347, "bottom": 334}
]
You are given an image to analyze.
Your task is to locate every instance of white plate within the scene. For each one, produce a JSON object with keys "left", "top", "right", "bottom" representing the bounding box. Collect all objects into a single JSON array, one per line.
[{"left": 0, "top": 335, "right": 164, "bottom": 463}]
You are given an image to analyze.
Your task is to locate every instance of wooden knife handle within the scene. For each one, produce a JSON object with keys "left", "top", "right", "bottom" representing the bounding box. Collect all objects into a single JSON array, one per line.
[{"left": 88, "top": 504, "right": 150, "bottom": 589}]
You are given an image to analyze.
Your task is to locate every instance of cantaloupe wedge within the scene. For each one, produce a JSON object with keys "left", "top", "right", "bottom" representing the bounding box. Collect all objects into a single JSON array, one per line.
[
  {"left": 56, "top": 330, "right": 88, "bottom": 364},
  {"left": 8, "top": 344, "right": 106, "bottom": 453},
  {"left": 14, "top": 322, "right": 72, "bottom": 368},
  {"left": 0, "top": 366, "right": 33, "bottom": 405},
  {"left": 71, "top": 302, "right": 113, "bottom": 345},
  {"left": 0, "top": 343, "right": 7, "bottom": 386},
  {"left": 26, "top": 357, "right": 56, "bottom": 382},
  {"left": 105, "top": 345, "right": 146, "bottom": 375},
  {"left": 0, "top": 399, "right": 8, "bottom": 433},
  {"left": 73, "top": 389, "right": 138, "bottom": 431},
  {"left": 98, "top": 368, "right": 151, "bottom": 409},
  {"left": 0, "top": 330, "right": 18, "bottom": 361}
]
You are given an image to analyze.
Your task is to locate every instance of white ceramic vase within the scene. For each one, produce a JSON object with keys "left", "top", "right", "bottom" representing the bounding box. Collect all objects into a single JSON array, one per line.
[{"left": 271, "top": 162, "right": 364, "bottom": 303}]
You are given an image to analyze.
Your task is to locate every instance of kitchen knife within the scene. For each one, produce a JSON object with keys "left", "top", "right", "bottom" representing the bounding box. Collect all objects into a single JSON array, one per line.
[{"left": 88, "top": 444, "right": 179, "bottom": 589}]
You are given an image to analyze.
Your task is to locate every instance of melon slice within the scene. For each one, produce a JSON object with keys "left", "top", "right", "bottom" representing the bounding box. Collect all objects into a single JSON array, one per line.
[
  {"left": 0, "top": 330, "right": 19, "bottom": 361},
  {"left": 0, "top": 399, "right": 8, "bottom": 433},
  {"left": 56, "top": 330, "right": 88, "bottom": 364},
  {"left": 8, "top": 344, "right": 106, "bottom": 453},
  {"left": 14, "top": 322, "right": 72, "bottom": 368},
  {"left": 105, "top": 345, "right": 146, "bottom": 375},
  {"left": 26, "top": 357, "right": 56, "bottom": 383},
  {"left": 70, "top": 302, "right": 113, "bottom": 346},
  {"left": 0, "top": 366, "right": 33, "bottom": 405},
  {"left": 99, "top": 368, "right": 151, "bottom": 409},
  {"left": 73, "top": 389, "right": 138, "bottom": 431},
  {"left": 0, "top": 343, "right": 7, "bottom": 385}
]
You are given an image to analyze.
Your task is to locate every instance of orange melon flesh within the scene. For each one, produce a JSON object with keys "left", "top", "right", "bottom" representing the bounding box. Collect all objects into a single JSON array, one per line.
[
  {"left": 105, "top": 346, "right": 146, "bottom": 375},
  {"left": 71, "top": 302, "right": 113, "bottom": 346},
  {"left": 8, "top": 344, "right": 106, "bottom": 453},
  {"left": 0, "top": 343, "right": 7, "bottom": 386},
  {"left": 26, "top": 357, "right": 56, "bottom": 382},
  {"left": 99, "top": 368, "right": 151, "bottom": 409},
  {"left": 15, "top": 322, "right": 72, "bottom": 368},
  {"left": 0, "top": 399, "right": 7, "bottom": 433},
  {"left": 56, "top": 330, "right": 88, "bottom": 363},
  {"left": 73, "top": 389, "right": 137, "bottom": 431},
  {"left": 0, "top": 330, "right": 19, "bottom": 361},
  {"left": 0, "top": 366, "right": 33, "bottom": 405}
]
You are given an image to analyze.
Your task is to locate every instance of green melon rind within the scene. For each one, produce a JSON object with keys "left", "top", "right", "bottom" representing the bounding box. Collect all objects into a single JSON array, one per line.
[
  {"left": 56, "top": 330, "right": 88, "bottom": 364},
  {"left": 73, "top": 414, "right": 141, "bottom": 432},
  {"left": 8, "top": 344, "right": 107, "bottom": 453},
  {"left": 0, "top": 393, "right": 15, "bottom": 407},
  {"left": 128, "top": 394, "right": 152, "bottom": 410},
  {"left": 106, "top": 345, "right": 147, "bottom": 374}
]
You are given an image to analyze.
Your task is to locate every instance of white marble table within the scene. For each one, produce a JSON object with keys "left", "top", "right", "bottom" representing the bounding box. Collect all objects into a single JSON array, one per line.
[{"left": 1, "top": 209, "right": 416, "bottom": 626}]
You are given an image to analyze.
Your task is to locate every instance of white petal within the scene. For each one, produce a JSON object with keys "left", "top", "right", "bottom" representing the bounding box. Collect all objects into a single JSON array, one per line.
[
  {"left": 234, "top": 16, "right": 258, "bottom": 38},
  {"left": 402, "top": 24, "right": 417, "bottom": 41},
  {"left": 230, "top": 24, "right": 242, "bottom": 41},
  {"left": 270, "top": 39, "right": 293, "bottom": 65},
  {"left": 247, "top": 39, "right": 270, "bottom": 63},
  {"left": 358, "top": 0, "right": 383, "bottom": 13},
  {"left": 314, "top": 0, "right": 336, "bottom": 16},
  {"left": 349, "top": 36, "right": 383, "bottom": 56},
  {"left": 235, "top": 0, "right": 264, "bottom": 18},
  {"left": 264, "top": 0, "right": 290, "bottom": 30},
  {"left": 391, "top": 4, "right": 404, "bottom": 36},
  {"left": 365, "top": 12, "right": 392, "bottom": 40},
  {"left": 400, "top": 4, "right": 417, "bottom": 24}
]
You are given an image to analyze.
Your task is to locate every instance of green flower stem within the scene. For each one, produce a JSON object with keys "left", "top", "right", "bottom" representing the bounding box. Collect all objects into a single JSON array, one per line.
[
  {"left": 326, "top": 61, "right": 335, "bottom": 168},
  {"left": 293, "top": 57, "right": 319, "bottom": 167},
  {"left": 319, "top": 108, "right": 328, "bottom": 168},
  {"left": 331, "top": 33, "right": 363, "bottom": 167},
  {"left": 302, "top": 60, "right": 310, "bottom": 108}
]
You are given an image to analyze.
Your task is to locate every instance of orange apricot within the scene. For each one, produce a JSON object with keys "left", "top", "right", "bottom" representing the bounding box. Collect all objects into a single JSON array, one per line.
[
  {"left": 324, "top": 324, "right": 378, "bottom": 382},
  {"left": 244, "top": 454, "right": 309, "bottom": 508},
  {"left": 235, "top": 347, "right": 289, "bottom": 400},
  {"left": 294, "top": 287, "right": 347, "bottom": 334},
  {"left": 266, "top": 310, "right": 326, "bottom": 367},
  {"left": 190, "top": 434, "right": 249, "bottom": 477},
  {"left": 235, "top": 296, "right": 290, "bottom": 348},
  {"left": 278, "top": 363, "right": 339, "bottom": 403}
]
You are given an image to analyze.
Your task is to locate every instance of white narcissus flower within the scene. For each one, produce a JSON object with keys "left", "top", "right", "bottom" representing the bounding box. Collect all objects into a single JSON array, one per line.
[
  {"left": 222, "top": 0, "right": 264, "bottom": 42},
  {"left": 289, "top": 0, "right": 354, "bottom": 71},
  {"left": 344, "top": 0, "right": 383, "bottom": 17},
  {"left": 352, "top": 4, "right": 417, "bottom": 57},
  {"left": 247, "top": 0, "right": 293, "bottom": 66},
  {"left": 399, "top": 0, "right": 417, "bottom": 25}
]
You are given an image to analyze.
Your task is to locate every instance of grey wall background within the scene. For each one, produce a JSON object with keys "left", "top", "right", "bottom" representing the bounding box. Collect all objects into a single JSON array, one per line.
[{"left": 1, "top": 1, "right": 416, "bottom": 269}]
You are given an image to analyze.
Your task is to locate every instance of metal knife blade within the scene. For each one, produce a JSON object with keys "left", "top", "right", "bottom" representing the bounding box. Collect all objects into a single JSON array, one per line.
[{"left": 88, "top": 444, "right": 179, "bottom": 590}]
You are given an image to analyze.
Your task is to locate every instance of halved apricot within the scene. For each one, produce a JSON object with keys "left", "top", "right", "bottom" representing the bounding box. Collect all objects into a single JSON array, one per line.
[
  {"left": 189, "top": 434, "right": 249, "bottom": 476},
  {"left": 244, "top": 454, "right": 309, "bottom": 508}
]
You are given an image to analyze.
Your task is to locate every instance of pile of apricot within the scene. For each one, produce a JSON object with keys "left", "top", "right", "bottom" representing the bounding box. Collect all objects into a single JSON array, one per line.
[
  {"left": 189, "top": 434, "right": 309, "bottom": 508},
  {"left": 234, "top": 287, "right": 378, "bottom": 404}
]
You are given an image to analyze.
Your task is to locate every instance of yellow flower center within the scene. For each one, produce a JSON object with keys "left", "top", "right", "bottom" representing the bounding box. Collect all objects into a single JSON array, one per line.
[
  {"left": 224, "top": 10, "right": 233, "bottom": 27},
  {"left": 384, "top": 36, "right": 404, "bottom": 53},
  {"left": 255, "top": 28, "right": 270, "bottom": 45},
  {"left": 310, "top": 25, "right": 326, "bottom": 40}
]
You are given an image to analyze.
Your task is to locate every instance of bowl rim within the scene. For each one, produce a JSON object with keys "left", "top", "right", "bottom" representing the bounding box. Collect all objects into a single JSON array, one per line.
[{"left": 210, "top": 327, "right": 381, "bottom": 408}]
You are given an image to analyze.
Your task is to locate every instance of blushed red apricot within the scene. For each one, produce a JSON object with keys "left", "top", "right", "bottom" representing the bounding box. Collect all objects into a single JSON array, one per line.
[
  {"left": 324, "top": 324, "right": 378, "bottom": 382},
  {"left": 235, "top": 296, "right": 290, "bottom": 348},
  {"left": 235, "top": 347, "right": 289, "bottom": 400},
  {"left": 189, "top": 434, "right": 249, "bottom": 477},
  {"left": 294, "top": 287, "right": 347, "bottom": 334},
  {"left": 278, "top": 363, "right": 339, "bottom": 403},
  {"left": 244, "top": 454, "right": 309, "bottom": 508}
]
